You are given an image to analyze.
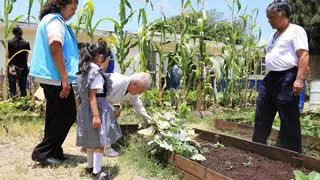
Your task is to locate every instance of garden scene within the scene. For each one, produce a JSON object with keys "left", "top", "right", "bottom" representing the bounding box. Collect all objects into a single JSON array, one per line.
[{"left": 0, "top": 0, "right": 320, "bottom": 179}]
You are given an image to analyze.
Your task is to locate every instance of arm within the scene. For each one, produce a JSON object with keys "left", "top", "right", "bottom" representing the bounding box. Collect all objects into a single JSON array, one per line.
[
  {"left": 100, "top": 57, "right": 109, "bottom": 72},
  {"left": 50, "top": 41, "right": 70, "bottom": 98},
  {"left": 293, "top": 49, "right": 309, "bottom": 96},
  {"left": 76, "top": 97, "right": 81, "bottom": 110},
  {"left": 88, "top": 89, "right": 101, "bottom": 129},
  {"left": 127, "top": 94, "right": 151, "bottom": 120}
]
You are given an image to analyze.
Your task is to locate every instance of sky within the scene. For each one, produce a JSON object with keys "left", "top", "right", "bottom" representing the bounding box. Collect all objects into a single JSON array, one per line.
[{"left": 1, "top": 0, "right": 274, "bottom": 43}]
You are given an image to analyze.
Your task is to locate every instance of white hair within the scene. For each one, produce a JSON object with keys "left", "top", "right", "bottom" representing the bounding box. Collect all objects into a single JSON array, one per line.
[{"left": 129, "top": 72, "right": 152, "bottom": 90}]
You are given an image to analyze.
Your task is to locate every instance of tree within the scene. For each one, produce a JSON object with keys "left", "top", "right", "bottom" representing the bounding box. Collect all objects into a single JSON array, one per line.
[{"left": 290, "top": 0, "right": 320, "bottom": 54}]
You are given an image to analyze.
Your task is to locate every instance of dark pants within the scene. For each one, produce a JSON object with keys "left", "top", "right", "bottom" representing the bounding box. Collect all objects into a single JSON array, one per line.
[
  {"left": 252, "top": 67, "right": 302, "bottom": 153},
  {"left": 8, "top": 73, "right": 27, "bottom": 97},
  {"left": 31, "top": 84, "right": 76, "bottom": 161}
]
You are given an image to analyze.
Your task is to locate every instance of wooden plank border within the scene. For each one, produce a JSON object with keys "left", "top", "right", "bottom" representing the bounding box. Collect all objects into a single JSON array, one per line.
[{"left": 213, "top": 119, "right": 320, "bottom": 151}]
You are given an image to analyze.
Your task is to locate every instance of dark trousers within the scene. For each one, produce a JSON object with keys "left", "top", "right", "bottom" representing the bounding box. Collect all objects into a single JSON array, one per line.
[
  {"left": 8, "top": 73, "right": 27, "bottom": 97},
  {"left": 31, "top": 84, "right": 76, "bottom": 161},
  {"left": 252, "top": 67, "right": 302, "bottom": 153}
]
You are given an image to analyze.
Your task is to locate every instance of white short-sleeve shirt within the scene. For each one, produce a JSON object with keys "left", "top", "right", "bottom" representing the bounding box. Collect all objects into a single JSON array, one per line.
[
  {"left": 46, "top": 18, "right": 65, "bottom": 45},
  {"left": 265, "top": 23, "right": 309, "bottom": 72},
  {"left": 89, "top": 63, "right": 104, "bottom": 94}
]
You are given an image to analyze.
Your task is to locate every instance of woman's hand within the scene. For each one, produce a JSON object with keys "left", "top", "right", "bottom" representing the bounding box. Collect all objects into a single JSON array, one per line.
[
  {"left": 92, "top": 115, "right": 101, "bottom": 129},
  {"left": 60, "top": 77, "right": 70, "bottom": 98}
]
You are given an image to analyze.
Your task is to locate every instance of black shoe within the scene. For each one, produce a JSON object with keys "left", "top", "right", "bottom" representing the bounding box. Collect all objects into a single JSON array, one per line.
[
  {"left": 42, "top": 157, "right": 62, "bottom": 165},
  {"left": 57, "top": 155, "right": 68, "bottom": 161},
  {"left": 84, "top": 167, "right": 93, "bottom": 174},
  {"left": 92, "top": 171, "right": 109, "bottom": 180}
]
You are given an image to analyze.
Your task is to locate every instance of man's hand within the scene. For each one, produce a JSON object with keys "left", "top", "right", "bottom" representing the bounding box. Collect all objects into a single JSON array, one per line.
[
  {"left": 113, "top": 110, "right": 121, "bottom": 118},
  {"left": 292, "top": 79, "right": 304, "bottom": 96},
  {"left": 92, "top": 115, "right": 101, "bottom": 129}
]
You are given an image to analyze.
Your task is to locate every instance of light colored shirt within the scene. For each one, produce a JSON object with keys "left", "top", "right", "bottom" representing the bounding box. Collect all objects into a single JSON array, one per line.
[
  {"left": 107, "top": 73, "right": 149, "bottom": 119},
  {"left": 265, "top": 23, "right": 309, "bottom": 72},
  {"left": 46, "top": 18, "right": 65, "bottom": 45},
  {"left": 89, "top": 63, "right": 104, "bottom": 94}
]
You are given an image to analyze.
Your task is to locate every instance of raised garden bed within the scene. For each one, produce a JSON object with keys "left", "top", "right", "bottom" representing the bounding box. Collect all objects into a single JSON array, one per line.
[
  {"left": 214, "top": 119, "right": 320, "bottom": 151},
  {"left": 120, "top": 125, "right": 320, "bottom": 180}
]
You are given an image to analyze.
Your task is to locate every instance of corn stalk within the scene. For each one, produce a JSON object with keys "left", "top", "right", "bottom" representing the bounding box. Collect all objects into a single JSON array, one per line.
[
  {"left": 103, "top": 0, "right": 138, "bottom": 74},
  {"left": 71, "top": 0, "right": 112, "bottom": 42},
  {"left": 219, "top": 0, "right": 263, "bottom": 107}
]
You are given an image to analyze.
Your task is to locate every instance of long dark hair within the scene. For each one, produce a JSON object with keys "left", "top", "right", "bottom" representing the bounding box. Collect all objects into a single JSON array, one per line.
[
  {"left": 78, "top": 42, "right": 110, "bottom": 74},
  {"left": 39, "top": 0, "right": 78, "bottom": 20}
]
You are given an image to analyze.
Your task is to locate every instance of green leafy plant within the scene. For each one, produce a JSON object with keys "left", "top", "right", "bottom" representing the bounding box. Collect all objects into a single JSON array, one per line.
[
  {"left": 137, "top": 111, "right": 206, "bottom": 161},
  {"left": 300, "top": 115, "right": 320, "bottom": 137},
  {"left": 293, "top": 170, "right": 320, "bottom": 180}
]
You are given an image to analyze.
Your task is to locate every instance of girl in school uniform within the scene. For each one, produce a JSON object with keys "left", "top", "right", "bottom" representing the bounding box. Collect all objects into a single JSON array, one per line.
[{"left": 76, "top": 42, "right": 113, "bottom": 180}]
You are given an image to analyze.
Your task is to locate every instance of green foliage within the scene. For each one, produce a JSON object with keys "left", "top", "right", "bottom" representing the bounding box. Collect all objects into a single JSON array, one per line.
[
  {"left": 290, "top": 0, "right": 320, "bottom": 54},
  {"left": 177, "top": 103, "right": 191, "bottom": 119},
  {"left": 138, "top": 111, "right": 206, "bottom": 161},
  {"left": 0, "top": 96, "right": 44, "bottom": 120},
  {"left": 300, "top": 114, "right": 320, "bottom": 137},
  {"left": 293, "top": 170, "right": 320, "bottom": 180},
  {"left": 141, "top": 89, "right": 170, "bottom": 108}
]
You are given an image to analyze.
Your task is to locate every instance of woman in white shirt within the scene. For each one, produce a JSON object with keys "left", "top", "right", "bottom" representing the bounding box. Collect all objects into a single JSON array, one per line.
[{"left": 252, "top": 0, "right": 309, "bottom": 153}]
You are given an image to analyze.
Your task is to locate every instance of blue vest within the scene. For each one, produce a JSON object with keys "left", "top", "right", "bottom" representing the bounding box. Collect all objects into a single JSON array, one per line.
[{"left": 29, "top": 13, "right": 79, "bottom": 83}]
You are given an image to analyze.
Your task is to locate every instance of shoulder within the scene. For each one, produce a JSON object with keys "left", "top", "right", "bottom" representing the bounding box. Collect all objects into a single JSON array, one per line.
[
  {"left": 8, "top": 39, "right": 14, "bottom": 44},
  {"left": 21, "top": 39, "right": 30, "bottom": 46},
  {"left": 290, "top": 24, "right": 307, "bottom": 33}
]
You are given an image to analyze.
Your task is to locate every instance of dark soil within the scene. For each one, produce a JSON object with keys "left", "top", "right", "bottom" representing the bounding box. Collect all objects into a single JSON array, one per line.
[{"left": 199, "top": 141, "right": 312, "bottom": 180}]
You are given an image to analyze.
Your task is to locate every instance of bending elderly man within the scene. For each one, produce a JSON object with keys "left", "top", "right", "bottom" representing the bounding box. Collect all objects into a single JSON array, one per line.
[{"left": 105, "top": 72, "right": 152, "bottom": 156}]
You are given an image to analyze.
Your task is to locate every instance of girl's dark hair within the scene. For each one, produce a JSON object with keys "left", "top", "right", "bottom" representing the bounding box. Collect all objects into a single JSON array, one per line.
[
  {"left": 78, "top": 42, "right": 110, "bottom": 74},
  {"left": 267, "top": 0, "right": 292, "bottom": 18},
  {"left": 39, "top": 0, "right": 78, "bottom": 20}
]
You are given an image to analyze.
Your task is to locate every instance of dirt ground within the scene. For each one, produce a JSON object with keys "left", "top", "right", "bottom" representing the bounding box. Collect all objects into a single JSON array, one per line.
[{"left": 0, "top": 125, "right": 147, "bottom": 180}]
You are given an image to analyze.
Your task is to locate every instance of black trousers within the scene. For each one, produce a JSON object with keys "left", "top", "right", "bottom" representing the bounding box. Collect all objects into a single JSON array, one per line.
[
  {"left": 32, "top": 84, "right": 76, "bottom": 161},
  {"left": 252, "top": 67, "right": 302, "bottom": 153},
  {"left": 8, "top": 73, "right": 27, "bottom": 97}
]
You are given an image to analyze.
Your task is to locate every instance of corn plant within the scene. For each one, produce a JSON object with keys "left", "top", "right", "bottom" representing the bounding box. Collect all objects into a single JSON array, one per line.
[
  {"left": 71, "top": 0, "right": 111, "bottom": 42},
  {"left": 172, "top": 0, "right": 200, "bottom": 109},
  {"left": 218, "top": 0, "right": 264, "bottom": 107},
  {"left": 104, "top": 0, "right": 137, "bottom": 74},
  {"left": 27, "top": 0, "right": 47, "bottom": 23}
]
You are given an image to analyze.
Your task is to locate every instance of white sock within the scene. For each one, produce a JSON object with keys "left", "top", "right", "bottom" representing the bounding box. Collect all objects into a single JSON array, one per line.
[
  {"left": 87, "top": 148, "right": 94, "bottom": 168},
  {"left": 93, "top": 152, "right": 103, "bottom": 174}
]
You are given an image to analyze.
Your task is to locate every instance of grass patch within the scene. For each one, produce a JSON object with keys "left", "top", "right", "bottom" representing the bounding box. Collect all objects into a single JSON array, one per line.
[{"left": 119, "top": 135, "right": 181, "bottom": 180}]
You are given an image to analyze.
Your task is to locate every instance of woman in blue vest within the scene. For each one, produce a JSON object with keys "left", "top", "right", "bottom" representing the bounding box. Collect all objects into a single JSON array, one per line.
[{"left": 29, "top": 0, "right": 78, "bottom": 165}]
